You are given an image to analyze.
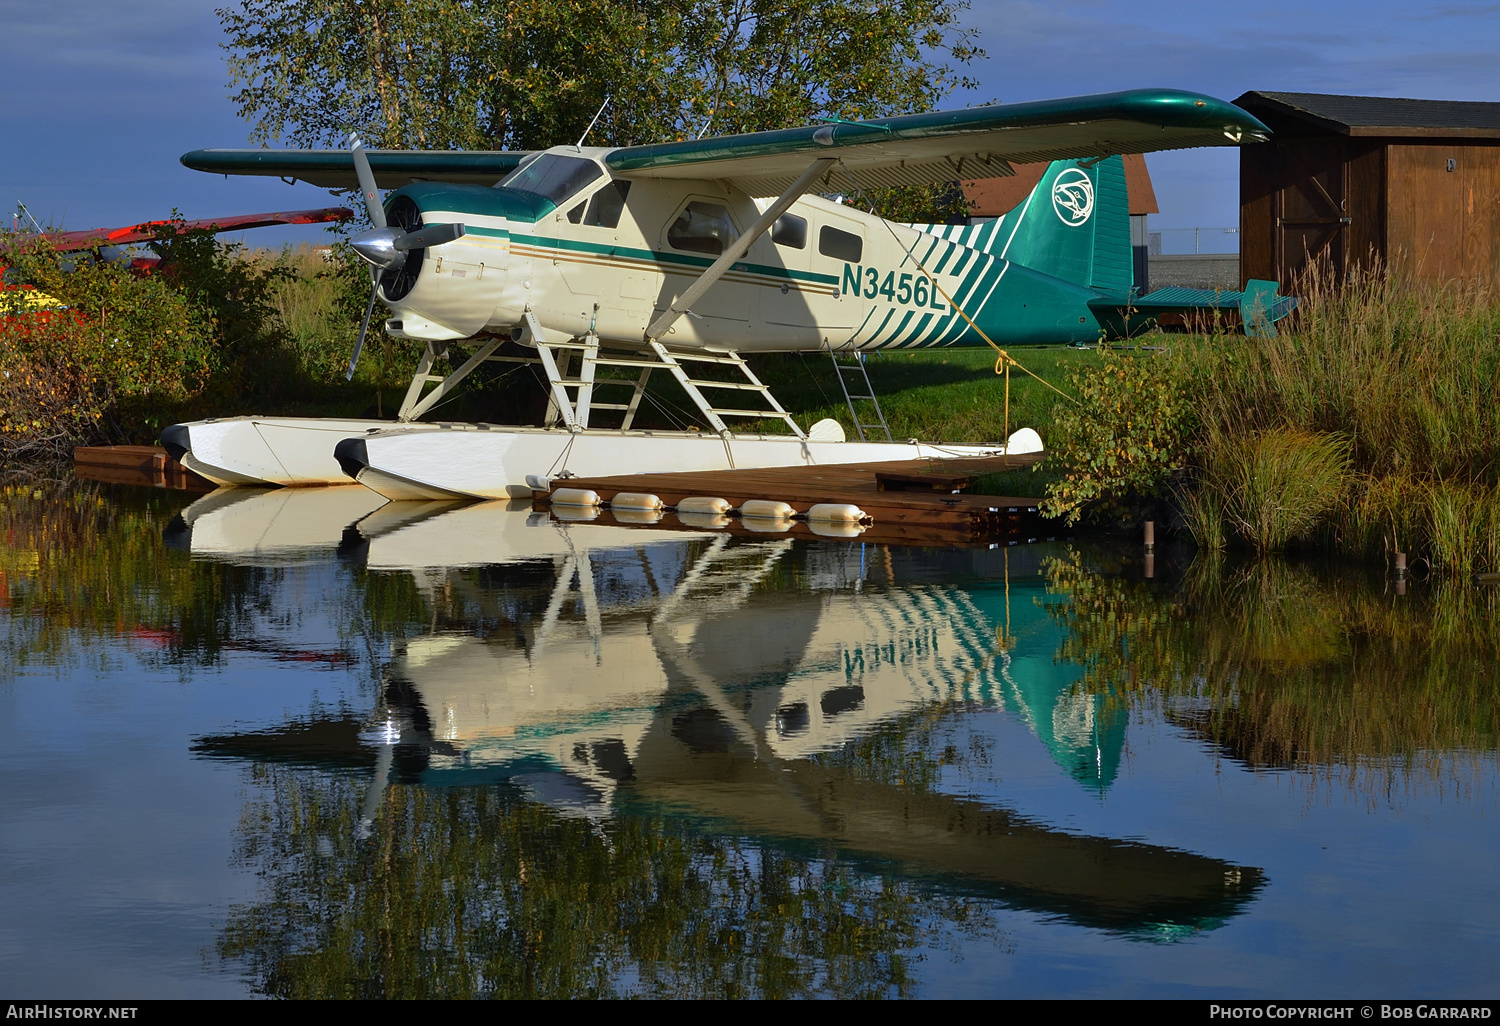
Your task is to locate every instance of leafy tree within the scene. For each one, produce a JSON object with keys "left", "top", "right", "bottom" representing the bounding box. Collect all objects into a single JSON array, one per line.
[{"left": 218, "top": 0, "right": 983, "bottom": 219}]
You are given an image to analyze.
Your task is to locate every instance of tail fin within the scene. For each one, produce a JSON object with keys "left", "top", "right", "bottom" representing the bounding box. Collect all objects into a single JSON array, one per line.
[{"left": 909, "top": 156, "right": 1133, "bottom": 293}]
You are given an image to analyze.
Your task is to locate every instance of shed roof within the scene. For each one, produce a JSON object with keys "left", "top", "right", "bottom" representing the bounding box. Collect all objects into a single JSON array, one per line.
[{"left": 1235, "top": 91, "right": 1500, "bottom": 139}]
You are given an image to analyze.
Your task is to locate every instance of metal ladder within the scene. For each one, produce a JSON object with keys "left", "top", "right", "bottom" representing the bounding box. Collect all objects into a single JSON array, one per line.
[
  {"left": 827, "top": 348, "right": 892, "bottom": 442},
  {"left": 519, "top": 312, "right": 804, "bottom": 438},
  {"left": 646, "top": 342, "right": 805, "bottom": 440}
]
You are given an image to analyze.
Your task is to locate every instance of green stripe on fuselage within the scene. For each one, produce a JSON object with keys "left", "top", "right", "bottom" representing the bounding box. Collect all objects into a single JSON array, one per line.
[{"left": 507, "top": 231, "right": 838, "bottom": 286}]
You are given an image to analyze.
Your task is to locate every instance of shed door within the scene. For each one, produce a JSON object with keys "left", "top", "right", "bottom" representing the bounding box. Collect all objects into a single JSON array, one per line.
[{"left": 1275, "top": 141, "right": 1350, "bottom": 283}]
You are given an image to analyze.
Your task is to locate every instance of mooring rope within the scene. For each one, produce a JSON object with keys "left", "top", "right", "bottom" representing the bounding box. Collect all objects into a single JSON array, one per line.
[{"left": 837, "top": 161, "right": 1083, "bottom": 427}]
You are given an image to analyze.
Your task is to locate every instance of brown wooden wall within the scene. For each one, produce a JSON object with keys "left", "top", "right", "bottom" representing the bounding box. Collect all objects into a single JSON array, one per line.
[
  {"left": 1239, "top": 143, "right": 1277, "bottom": 285},
  {"left": 1240, "top": 139, "right": 1384, "bottom": 287},
  {"left": 1345, "top": 143, "right": 1387, "bottom": 276},
  {"left": 1243, "top": 136, "right": 1500, "bottom": 288},
  {"left": 1386, "top": 142, "right": 1500, "bottom": 284}
]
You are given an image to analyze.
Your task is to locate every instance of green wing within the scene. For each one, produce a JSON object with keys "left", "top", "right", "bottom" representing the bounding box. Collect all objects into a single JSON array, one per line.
[
  {"left": 607, "top": 89, "right": 1267, "bottom": 193},
  {"left": 179, "top": 149, "right": 529, "bottom": 188},
  {"left": 181, "top": 90, "right": 1267, "bottom": 194}
]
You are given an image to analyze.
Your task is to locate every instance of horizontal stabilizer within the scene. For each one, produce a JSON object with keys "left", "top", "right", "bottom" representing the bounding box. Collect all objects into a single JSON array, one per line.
[{"left": 1090, "top": 280, "right": 1297, "bottom": 337}]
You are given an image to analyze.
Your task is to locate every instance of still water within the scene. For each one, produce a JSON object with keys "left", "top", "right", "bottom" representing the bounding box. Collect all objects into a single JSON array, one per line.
[{"left": 1, "top": 476, "right": 1497, "bottom": 998}]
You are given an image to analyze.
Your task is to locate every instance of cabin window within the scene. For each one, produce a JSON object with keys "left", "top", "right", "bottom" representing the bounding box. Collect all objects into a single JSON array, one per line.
[
  {"left": 584, "top": 181, "right": 632, "bottom": 229},
  {"left": 819, "top": 225, "right": 862, "bottom": 263},
  {"left": 667, "top": 201, "right": 738, "bottom": 255},
  {"left": 498, "top": 153, "right": 603, "bottom": 206},
  {"left": 772, "top": 213, "right": 807, "bottom": 249},
  {"left": 566, "top": 201, "right": 585, "bottom": 224}
]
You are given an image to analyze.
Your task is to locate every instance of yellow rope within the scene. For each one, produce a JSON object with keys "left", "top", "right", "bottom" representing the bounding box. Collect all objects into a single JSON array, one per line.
[
  {"left": 888, "top": 224, "right": 1079, "bottom": 406},
  {"left": 843, "top": 161, "right": 1082, "bottom": 409}
]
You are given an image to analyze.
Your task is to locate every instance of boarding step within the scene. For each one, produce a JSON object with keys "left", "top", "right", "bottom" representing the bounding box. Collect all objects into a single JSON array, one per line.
[
  {"left": 661, "top": 352, "right": 761, "bottom": 367},
  {"left": 707, "top": 407, "right": 793, "bottom": 419},
  {"left": 682, "top": 379, "right": 769, "bottom": 391}
]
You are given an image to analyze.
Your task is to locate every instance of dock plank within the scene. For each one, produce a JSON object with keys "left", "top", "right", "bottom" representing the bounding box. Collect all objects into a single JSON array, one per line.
[
  {"left": 74, "top": 446, "right": 214, "bottom": 492},
  {"left": 541, "top": 454, "right": 1046, "bottom": 539}
]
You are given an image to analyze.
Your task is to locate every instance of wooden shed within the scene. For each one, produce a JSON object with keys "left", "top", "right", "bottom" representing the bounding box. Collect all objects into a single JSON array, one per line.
[{"left": 1236, "top": 91, "right": 1500, "bottom": 287}]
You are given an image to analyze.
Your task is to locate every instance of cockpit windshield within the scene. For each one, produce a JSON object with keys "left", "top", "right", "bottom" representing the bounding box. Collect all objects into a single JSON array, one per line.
[{"left": 497, "top": 153, "right": 603, "bottom": 206}]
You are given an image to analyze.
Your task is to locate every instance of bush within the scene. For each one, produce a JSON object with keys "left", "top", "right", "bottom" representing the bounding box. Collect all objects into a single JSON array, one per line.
[
  {"left": 0, "top": 246, "right": 218, "bottom": 457},
  {"left": 0, "top": 227, "right": 418, "bottom": 461},
  {"left": 1039, "top": 345, "right": 1193, "bottom": 526}
]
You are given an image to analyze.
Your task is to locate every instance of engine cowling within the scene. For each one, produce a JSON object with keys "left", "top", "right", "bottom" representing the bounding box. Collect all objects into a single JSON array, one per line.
[{"left": 374, "top": 182, "right": 551, "bottom": 341}]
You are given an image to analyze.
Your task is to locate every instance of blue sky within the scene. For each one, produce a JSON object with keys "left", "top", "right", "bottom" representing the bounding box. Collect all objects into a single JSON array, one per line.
[{"left": 4, "top": 1, "right": 1500, "bottom": 247}]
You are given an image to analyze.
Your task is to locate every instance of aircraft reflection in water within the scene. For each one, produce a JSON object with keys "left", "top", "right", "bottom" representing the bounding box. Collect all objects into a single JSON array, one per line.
[{"left": 183, "top": 487, "right": 1264, "bottom": 935}]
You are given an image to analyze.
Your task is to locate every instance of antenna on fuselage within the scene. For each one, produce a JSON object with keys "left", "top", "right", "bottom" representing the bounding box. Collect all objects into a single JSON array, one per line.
[
  {"left": 575, "top": 97, "right": 610, "bottom": 151},
  {"left": 16, "top": 202, "right": 43, "bottom": 232}
]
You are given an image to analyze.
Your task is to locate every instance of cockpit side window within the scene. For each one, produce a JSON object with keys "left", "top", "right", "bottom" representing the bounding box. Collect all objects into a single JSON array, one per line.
[
  {"left": 771, "top": 213, "right": 807, "bottom": 249},
  {"left": 819, "top": 225, "right": 863, "bottom": 263},
  {"left": 584, "top": 181, "right": 632, "bottom": 229},
  {"left": 667, "top": 201, "right": 738, "bottom": 255},
  {"left": 497, "top": 154, "right": 603, "bottom": 206}
]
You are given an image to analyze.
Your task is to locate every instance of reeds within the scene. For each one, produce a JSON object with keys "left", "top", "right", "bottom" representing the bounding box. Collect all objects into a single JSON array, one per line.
[
  {"left": 1162, "top": 264, "right": 1500, "bottom": 570},
  {"left": 1207, "top": 427, "right": 1352, "bottom": 553}
]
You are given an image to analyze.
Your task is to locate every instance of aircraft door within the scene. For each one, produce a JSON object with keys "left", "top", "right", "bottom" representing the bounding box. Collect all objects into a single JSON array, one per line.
[
  {"left": 753, "top": 210, "right": 859, "bottom": 349},
  {"left": 756, "top": 210, "right": 815, "bottom": 343},
  {"left": 661, "top": 196, "right": 752, "bottom": 345}
]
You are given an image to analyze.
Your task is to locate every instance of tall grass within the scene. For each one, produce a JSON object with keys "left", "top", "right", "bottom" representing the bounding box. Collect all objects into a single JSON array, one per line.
[
  {"left": 1209, "top": 427, "right": 1352, "bottom": 553},
  {"left": 1157, "top": 266, "right": 1500, "bottom": 570},
  {"left": 247, "top": 244, "right": 419, "bottom": 389},
  {"left": 1176, "top": 267, "right": 1500, "bottom": 483}
]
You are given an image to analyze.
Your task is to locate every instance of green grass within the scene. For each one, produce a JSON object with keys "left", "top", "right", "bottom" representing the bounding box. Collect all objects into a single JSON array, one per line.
[{"left": 749, "top": 345, "right": 1094, "bottom": 442}]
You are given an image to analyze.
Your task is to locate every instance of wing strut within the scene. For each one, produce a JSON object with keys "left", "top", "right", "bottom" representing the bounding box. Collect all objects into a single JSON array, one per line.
[{"left": 645, "top": 156, "right": 836, "bottom": 342}]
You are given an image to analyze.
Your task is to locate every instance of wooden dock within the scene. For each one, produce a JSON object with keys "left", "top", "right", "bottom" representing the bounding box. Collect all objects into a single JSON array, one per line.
[
  {"left": 536, "top": 452, "right": 1047, "bottom": 540},
  {"left": 73, "top": 446, "right": 215, "bottom": 492}
]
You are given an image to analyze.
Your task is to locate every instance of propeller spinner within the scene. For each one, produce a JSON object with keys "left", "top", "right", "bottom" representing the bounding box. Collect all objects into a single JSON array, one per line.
[{"left": 344, "top": 133, "right": 466, "bottom": 380}]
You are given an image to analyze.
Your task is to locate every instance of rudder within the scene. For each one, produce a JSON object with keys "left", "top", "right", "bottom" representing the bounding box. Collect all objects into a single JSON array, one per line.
[
  {"left": 998, "top": 156, "right": 1131, "bottom": 293},
  {"left": 911, "top": 157, "right": 1133, "bottom": 294}
]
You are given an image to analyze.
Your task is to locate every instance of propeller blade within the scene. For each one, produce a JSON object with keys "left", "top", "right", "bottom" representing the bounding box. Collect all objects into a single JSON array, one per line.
[
  {"left": 393, "top": 222, "right": 466, "bottom": 251},
  {"left": 348, "top": 133, "right": 386, "bottom": 230},
  {"left": 346, "top": 281, "right": 381, "bottom": 381}
]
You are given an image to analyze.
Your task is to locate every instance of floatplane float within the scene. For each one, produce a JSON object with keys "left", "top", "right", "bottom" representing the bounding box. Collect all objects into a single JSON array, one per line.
[{"left": 165, "top": 90, "right": 1287, "bottom": 501}]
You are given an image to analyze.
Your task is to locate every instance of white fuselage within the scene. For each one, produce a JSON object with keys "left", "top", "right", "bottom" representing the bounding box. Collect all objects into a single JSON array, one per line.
[{"left": 381, "top": 146, "right": 1085, "bottom": 352}]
